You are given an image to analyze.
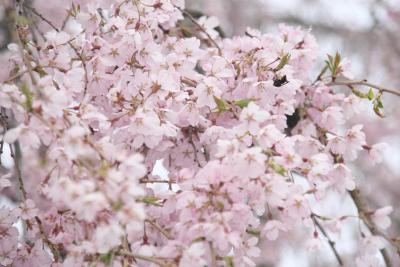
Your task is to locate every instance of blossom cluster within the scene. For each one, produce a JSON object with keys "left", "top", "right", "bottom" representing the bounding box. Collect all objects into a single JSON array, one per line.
[{"left": 0, "top": 0, "right": 394, "bottom": 266}]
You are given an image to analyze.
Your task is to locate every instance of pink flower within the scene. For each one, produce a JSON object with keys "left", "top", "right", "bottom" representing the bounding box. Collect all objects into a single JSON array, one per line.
[
  {"left": 319, "top": 106, "right": 344, "bottom": 129},
  {"left": 205, "top": 56, "right": 234, "bottom": 78},
  {"left": 197, "top": 16, "right": 220, "bottom": 39},
  {"left": 328, "top": 164, "right": 356, "bottom": 193},
  {"left": 0, "top": 173, "right": 12, "bottom": 191},
  {"left": 338, "top": 57, "right": 354, "bottom": 79},
  {"left": 93, "top": 222, "right": 124, "bottom": 253},
  {"left": 368, "top": 143, "right": 388, "bottom": 165},
  {"left": 262, "top": 220, "right": 287, "bottom": 241},
  {"left": 257, "top": 124, "right": 285, "bottom": 149},
  {"left": 239, "top": 102, "right": 269, "bottom": 135},
  {"left": 361, "top": 235, "right": 386, "bottom": 254},
  {"left": 19, "top": 199, "right": 39, "bottom": 220},
  {"left": 372, "top": 206, "right": 393, "bottom": 230},
  {"left": 179, "top": 243, "right": 207, "bottom": 267},
  {"left": 233, "top": 147, "right": 267, "bottom": 178},
  {"left": 194, "top": 77, "right": 222, "bottom": 109}
]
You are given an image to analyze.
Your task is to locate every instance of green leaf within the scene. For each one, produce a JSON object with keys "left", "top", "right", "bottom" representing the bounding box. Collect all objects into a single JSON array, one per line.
[
  {"left": 213, "top": 96, "right": 228, "bottom": 112},
  {"left": 373, "top": 104, "right": 384, "bottom": 118},
  {"left": 334, "top": 51, "right": 341, "bottom": 69},
  {"left": 372, "top": 92, "right": 384, "bottom": 118},
  {"left": 275, "top": 53, "right": 291, "bottom": 71},
  {"left": 234, "top": 99, "right": 252, "bottom": 108},
  {"left": 246, "top": 227, "right": 261, "bottom": 236},
  {"left": 216, "top": 201, "right": 224, "bottom": 210},
  {"left": 268, "top": 160, "right": 287, "bottom": 176},
  {"left": 100, "top": 251, "right": 113, "bottom": 265},
  {"left": 351, "top": 87, "right": 368, "bottom": 99},
  {"left": 112, "top": 200, "right": 124, "bottom": 211},
  {"left": 20, "top": 84, "right": 33, "bottom": 112},
  {"left": 326, "top": 52, "right": 342, "bottom": 79},
  {"left": 367, "top": 89, "right": 374, "bottom": 101},
  {"left": 225, "top": 256, "right": 235, "bottom": 267},
  {"left": 15, "top": 15, "right": 31, "bottom": 26},
  {"left": 140, "top": 196, "right": 163, "bottom": 207},
  {"left": 316, "top": 64, "right": 329, "bottom": 80},
  {"left": 327, "top": 54, "right": 334, "bottom": 64}
]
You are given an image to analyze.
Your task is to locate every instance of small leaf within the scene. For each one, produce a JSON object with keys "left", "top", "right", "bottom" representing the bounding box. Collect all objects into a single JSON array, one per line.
[
  {"left": 140, "top": 196, "right": 163, "bottom": 207},
  {"left": 334, "top": 51, "right": 341, "bottom": 69},
  {"left": 234, "top": 99, "right": 252, "bottom": 108},
  {"left": 216, "top": 201, "right": 224, "bottom": 210},
  {"left": 372, "top": 92, "right": 384, "bottom": 117},
  {"left": 246, "top": 227, "right": 261, "bottom": 236},
  {"left": 316, "top": 64, "right": 329, "bottom": 80},
  {"left": 351, "top": 88, "right": 368, "bottom": 99},
  {"left": 367, "top": 89, "right": 374, "bottom": 101},
  {"left": 327, "top": 54, "right": 334, "bottom": 64},
  {"left": 225, "top": 256, "right": 235, "bottom": 267},
  {"left": 213, "top": 96, "right": 228, "bottom": 112},
  {"left": 112, "top": 200, "right": 124, "bottom": 211},
  {"left": 275, "top": 53, "right": 291, "bottom": 71},
  {"left": 268, "top": 160, "right": 287, "bottom": 176},
  {"left": 20, "top": 84, "right": 33, "bottom": 112},
  {"left": 100, "top": 251, "right": 113, "bottom": 265},
  {"left": 373, "top": 104, "right": 384, "bottom": 118}
]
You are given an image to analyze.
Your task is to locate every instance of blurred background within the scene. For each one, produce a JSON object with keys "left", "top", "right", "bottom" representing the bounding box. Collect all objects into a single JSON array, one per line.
[{"left": 1, "top": 0, "right": 400, "bottom": 266}]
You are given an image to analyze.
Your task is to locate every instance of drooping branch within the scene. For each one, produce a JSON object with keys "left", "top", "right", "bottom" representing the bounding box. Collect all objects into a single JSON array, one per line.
[
  {"left": 178, "top": 7, "right": 222, "bottom": 56},
  {"left": 312, "top": 214, "right": 344, "bottom": 266},
  {"left": 350, "top": 189, "right": 400, "bottom": 267}
]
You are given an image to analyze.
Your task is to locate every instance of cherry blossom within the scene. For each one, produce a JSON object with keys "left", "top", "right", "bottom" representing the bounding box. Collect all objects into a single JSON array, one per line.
[{"left": 0, "top": 0, "right": 396, "bottom": 266}]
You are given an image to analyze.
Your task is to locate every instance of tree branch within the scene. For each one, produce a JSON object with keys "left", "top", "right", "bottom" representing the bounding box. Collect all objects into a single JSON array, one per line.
[
  {"left": 349, "top": 189, "right": 399, "bottom": 267},
  {"left": 312, "top": 214, "right": 344, "bottom": 266},
  {"left": 178, "top": 7, "right": 222, "bottom": 56},
  {"left": 328, "top": 79, "right": 400, "bottom": 97}
]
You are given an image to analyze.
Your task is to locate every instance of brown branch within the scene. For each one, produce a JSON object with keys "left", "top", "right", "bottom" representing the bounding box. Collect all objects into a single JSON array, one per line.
[
  {"left": 350, "top": 189, "right": 399, "bottom": 267},
  {"left": 9, "top": 143, "right": 27, "bottom": 200},
  {"left": 328, "top": 79, "right": 400, "bottom": 97},
  {"left": 145, "top": 219, "right": 173, "bottom": 240},
  {"left": 178, "top": 7, "right": 222, "bottom": 56},
  {"left": 209, "top": 242, "right": 217, "bottom": 267},
  {"left": 117, "top": 250, "right": 170, "bottom": 266},
  {"left": 24, "top": 4, "right": 89, "bottom": 106},
  {"left": 312, "top": 214, "right": 344, "bottom": 266}
]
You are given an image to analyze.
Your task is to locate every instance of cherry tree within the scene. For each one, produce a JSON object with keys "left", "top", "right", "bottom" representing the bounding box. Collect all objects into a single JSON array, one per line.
[{"left": 1, "top": 0, "right": 400, "bottom": 266}]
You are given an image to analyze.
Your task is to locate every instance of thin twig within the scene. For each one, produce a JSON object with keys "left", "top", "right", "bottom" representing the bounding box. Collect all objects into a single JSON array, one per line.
[
  {"left": 209, "top": 242, "right": 217, "bottom": 267},
  {"left": 188, "top": 127, "right": 202, "bottom": 167},
  {"left": 350, "top": 189, "right": 397, "bottom": 267},
  {"left": 312, "top": 214, "right": 344, "bottom": 266},
  {"left": 117, "top": 251, "right": 167, "bottom": 266},
  {"left": 145, "top": 219, "right": 173, "bottom": 240},
  {"left": 178, "top": 7, "right": 222, "bottom": 56},
  {"left": 328, "top": 79, "right": 400, "bottom": 97},
  {"left": 25, "top": 4, "right": 89, "bottom": 106}
]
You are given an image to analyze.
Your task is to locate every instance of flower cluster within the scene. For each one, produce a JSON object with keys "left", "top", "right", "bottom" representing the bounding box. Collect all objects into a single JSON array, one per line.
[{"left": 0, "top": 0, "right": 394, "bottom": 266}]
